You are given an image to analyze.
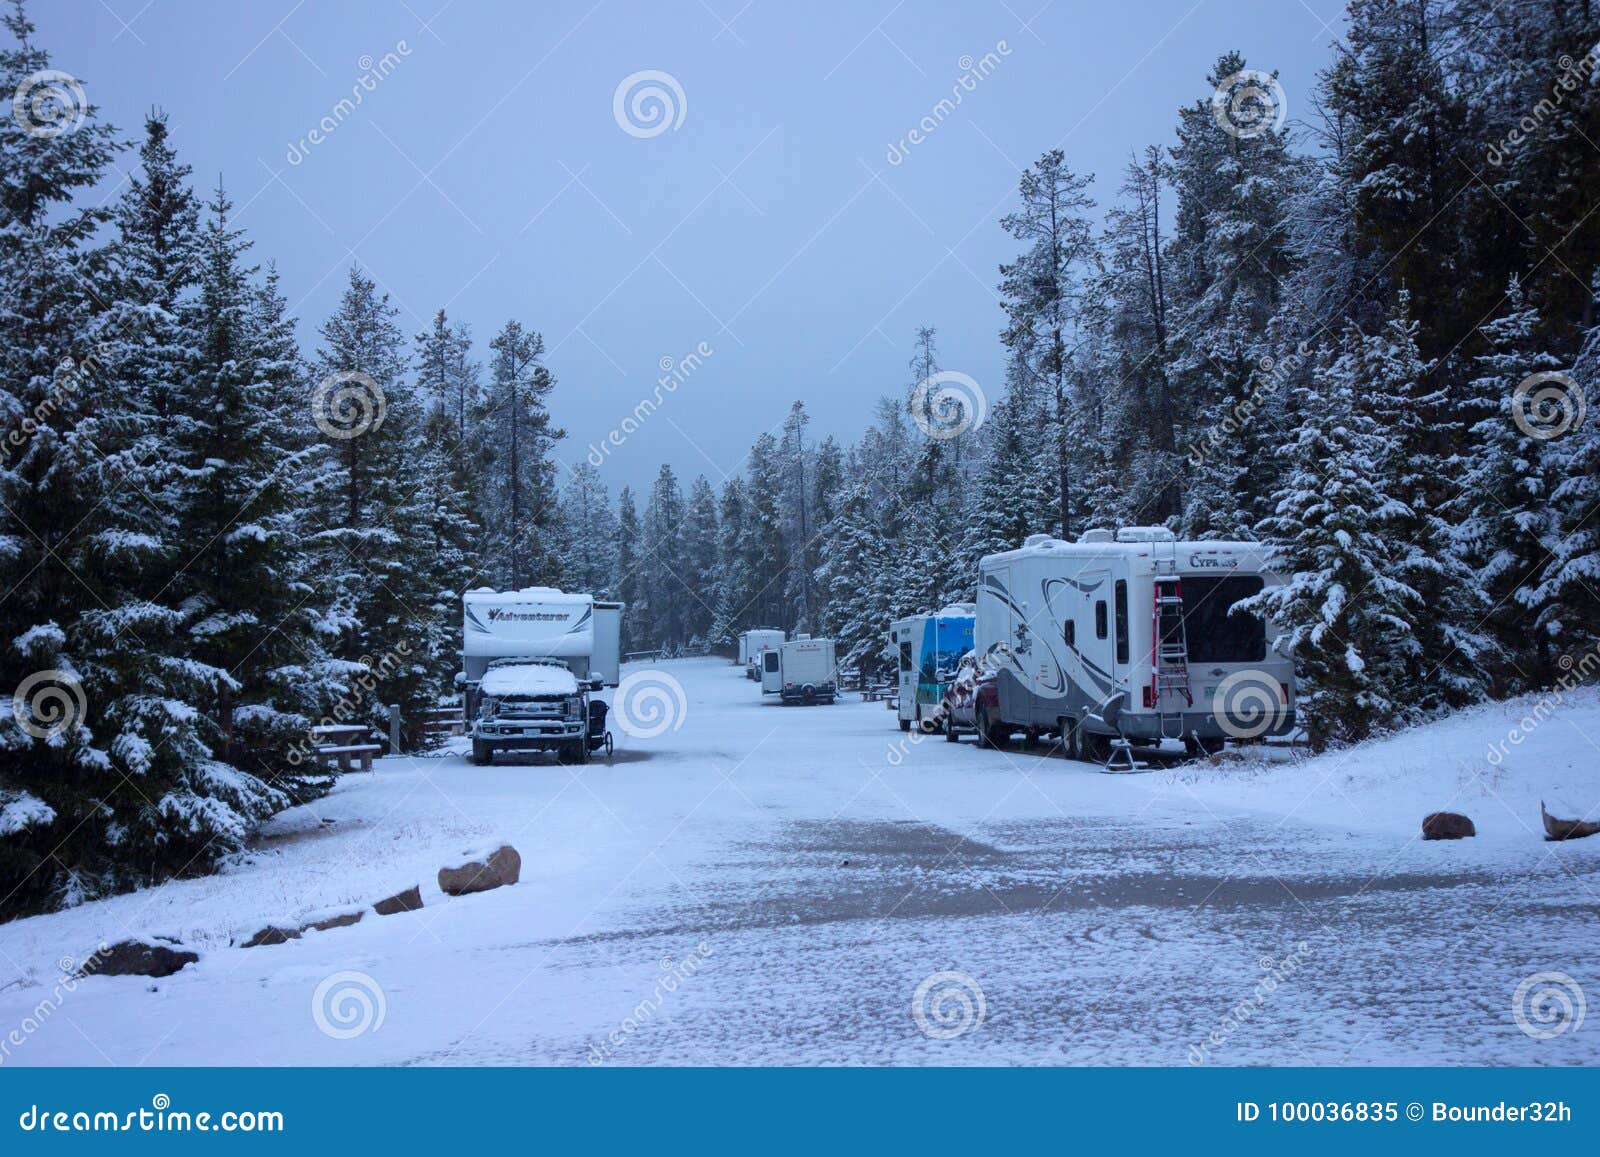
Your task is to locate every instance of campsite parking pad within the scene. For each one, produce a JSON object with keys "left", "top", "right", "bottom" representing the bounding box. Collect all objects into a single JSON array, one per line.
[{"left": 2, "top": 658, "right": 1597, "bottom": 1066}]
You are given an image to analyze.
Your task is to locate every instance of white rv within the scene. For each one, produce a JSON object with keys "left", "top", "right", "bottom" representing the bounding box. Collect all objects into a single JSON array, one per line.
[
  {"left": 462, "top": 587, "right": 623, "bottom": 764},
  {"left": 975, "top": 529, "right": 1295, "bottom": 759},
  {"left": 737, "top": 628, "right": 786, "bottom": 681},
  {"left": 761, "top": 635, "right": 838, "bottom": 704}
]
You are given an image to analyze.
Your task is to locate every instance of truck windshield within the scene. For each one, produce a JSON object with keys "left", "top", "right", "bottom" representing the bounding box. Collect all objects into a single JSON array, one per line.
[{"left": 1181, "top": 576, "right": 1267, "bottom": 663}]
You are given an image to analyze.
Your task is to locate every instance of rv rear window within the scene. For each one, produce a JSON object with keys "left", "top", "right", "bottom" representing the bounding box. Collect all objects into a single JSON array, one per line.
[
  {"left": 1181, "top": 576, "right": 1267, "bottom": 663},
  {"left": 764, "top": 651, "right": 780, "bottom": 673}
]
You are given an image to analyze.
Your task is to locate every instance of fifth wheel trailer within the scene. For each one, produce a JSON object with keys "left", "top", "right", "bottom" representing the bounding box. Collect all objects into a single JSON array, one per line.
[{"left": 975, "top": 529, "right": 1295, "bottom": 759}]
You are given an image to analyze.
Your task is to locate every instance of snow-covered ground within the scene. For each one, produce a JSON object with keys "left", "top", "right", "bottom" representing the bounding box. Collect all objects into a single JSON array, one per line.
[{"left": 1, "top": 657, "right": 1597, "bottom": 1066}]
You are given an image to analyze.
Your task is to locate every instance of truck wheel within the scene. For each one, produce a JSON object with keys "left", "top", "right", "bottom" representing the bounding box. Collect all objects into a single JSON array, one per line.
[
  {"left": 471, "top": 740, "right": 492, "bottom": 765},
  {"left": 898, "top": 717, "right": 911, "bottom": 732},
  {"left": 976, "top": 705, "right": 1005, "bottom": 750},
  {"left": 944, "top": 713, "right": 959, "bottom": 742}
]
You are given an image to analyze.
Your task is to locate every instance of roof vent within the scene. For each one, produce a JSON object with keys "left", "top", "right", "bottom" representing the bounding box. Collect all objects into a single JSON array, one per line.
[
  {"left": 1022, "top": 533, "right": 1055, "bottom": 549},
  {"left": 1115, "top": 526, "right": 1176, "bottom": 543},
  {"left": 1078, "top": 528, "right": 1114, "bottom": 543}
]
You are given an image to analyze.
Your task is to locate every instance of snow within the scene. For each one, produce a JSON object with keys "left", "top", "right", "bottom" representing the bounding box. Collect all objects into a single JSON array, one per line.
[
  {"left": 0, "top": 657, "right": 1595, "bottom": 1067},
  {"left": 0, "top": 793, "right": 54, "bottom": 837},
  {"left": 478, "top": 664, "right": 578, "bottom": 697}
]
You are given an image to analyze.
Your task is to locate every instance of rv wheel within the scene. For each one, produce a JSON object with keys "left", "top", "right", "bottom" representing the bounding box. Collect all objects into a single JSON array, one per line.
[
  {"left": 1079, "top": 730, "right": 1111, "bottom": 764},
  {"left": 898, "top": 717, "right": 911, "bottom": 733}
]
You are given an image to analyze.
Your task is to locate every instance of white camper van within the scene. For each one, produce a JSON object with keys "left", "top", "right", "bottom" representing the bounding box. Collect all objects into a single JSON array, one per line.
[
  {"left": 761, "top": 635, "right": 838, "bottom": 704},
  {"left": 975, "top": 529, "right": 1295, "bottom": 759},
  {"left": 737, "top": 628, "right": 785, "bottom": 680},
  {"left": 462, "top": 587, "right": 623, "bottom": 765}
]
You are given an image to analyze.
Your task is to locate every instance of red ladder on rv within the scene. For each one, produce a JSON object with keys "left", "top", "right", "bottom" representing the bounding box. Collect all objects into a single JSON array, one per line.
[{"left": 1151, "top": 571, "right": 1193, "bottom": 726}]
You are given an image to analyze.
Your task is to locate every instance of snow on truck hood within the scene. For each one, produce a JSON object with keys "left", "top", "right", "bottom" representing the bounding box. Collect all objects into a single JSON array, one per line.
[{"left": 479, "top": 665, "right": 579, "bottom": 697}]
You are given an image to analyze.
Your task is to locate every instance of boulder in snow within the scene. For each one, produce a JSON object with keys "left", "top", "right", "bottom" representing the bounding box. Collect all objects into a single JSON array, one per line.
[
  {"left": 78, "top": 939, "right": 198, "bottom": 978},
  {"left": 438, "top": 844, "right": 521, "bottom": 896},
  {"left": 373, "top": 885, "right": 423, "bottom": 916},
  {"left": 307, "top": 910, "right": 364, "bottom": 931},
  {"left": 241, "top": 925, "right": 301, "bottom": 948},
  {"left": 1421, "top": 812, "right": 1475, "bottom": 840}
]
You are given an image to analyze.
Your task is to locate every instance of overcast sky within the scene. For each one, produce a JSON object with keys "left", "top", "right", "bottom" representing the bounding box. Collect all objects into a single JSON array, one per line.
[{"left": 43, "top": 0, "right": 1344, "bottom": 498}]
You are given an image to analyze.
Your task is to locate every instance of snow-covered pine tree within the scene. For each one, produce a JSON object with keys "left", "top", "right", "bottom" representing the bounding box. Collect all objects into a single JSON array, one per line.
[
  {"left": 615, "top": 486, "right": 647, "bottom": 653},
  {"left": 1353, "top": 292, "right": 1494, "bottom": 710},
  {"left": 998, "top": 149, "right": 1096, "bottom": 537},
  {"left": 1450, "top": 279, "right": 1563, "bottom": 688},
  {"left": 310, "top": 268, "right": 442, "bottom": 743},
  {"left": 1241, "top": 333, "right": 1422, "bottom": 749},
  {"left": 708, "top": 476, "right": 751, "bottom": 646},
  {"left": 1527, "top": 274, "right": 1600, "bottom": 649},
  {"left": 558, "top": 460, "right": 618, "bottom": 596},
  {"left": 680, "top": 475, "right": 720, "bottom": 648},
  {"left": 479, "top": 319, "right": 563, "bottom": 588},
  {"left": 641, "top": 464, "right": 687, "bottom": 650}
]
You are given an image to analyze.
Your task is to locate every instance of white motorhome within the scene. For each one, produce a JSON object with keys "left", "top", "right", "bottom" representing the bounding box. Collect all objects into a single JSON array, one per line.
[
  {"left": 975, "top": 529, "right": 1295, "bottom": 759},
  {"left": 760, "top": 635, "right": 838, "bottom": 704},
  {"left": 737, "top": 628, "right": 785, "bottom": 680},
  {"left": 462, "top": 587, "right": 623, "bottom": 764}
]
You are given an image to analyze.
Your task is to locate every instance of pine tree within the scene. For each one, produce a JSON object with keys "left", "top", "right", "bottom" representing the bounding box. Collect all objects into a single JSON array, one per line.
[
  {"left": 1241, "top": 336, "right": 1421, "bottom": 749},
  {"left": 559, "top": 460, "right": 618, "bottom": 595},
  {"left": 615, "top": 486, "right": 647, "bottom": 653},
  {"left": 480, "top": 319, "right": 563, "bottom": 588},
  {"left": 680, "top": 475, "right": 720, "bottom": 647}
]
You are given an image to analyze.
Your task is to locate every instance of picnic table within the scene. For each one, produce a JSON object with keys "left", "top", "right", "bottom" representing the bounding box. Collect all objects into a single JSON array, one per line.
[
  {"left": 309, "top": 724, "right": 382, "bottom": 772},
  {"left": 861, "top": 685, "right": 896, "bottom": 703}
]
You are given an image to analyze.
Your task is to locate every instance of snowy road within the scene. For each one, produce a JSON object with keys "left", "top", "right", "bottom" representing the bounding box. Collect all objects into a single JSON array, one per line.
[{"left": 2, "top": 657, "right": 1598, "bottom": 1066}]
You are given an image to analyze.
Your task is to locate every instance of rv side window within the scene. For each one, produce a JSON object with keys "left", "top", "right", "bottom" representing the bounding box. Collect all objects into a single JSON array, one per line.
[
  {"left": 764, "top": 651, "right": 780, "bottom": 673},
  {"left": 899, "top": 642, "right": 913, "bottom": 673},
  {"left": 1114, "top": 580, "right": 1129, "bottom": 665},
  {"left": 1063, "top": 620, "right": 1075, "bottom": 648},
  {"left": 1094, "top": 600, "right": 1108, "bottom": 640}
]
